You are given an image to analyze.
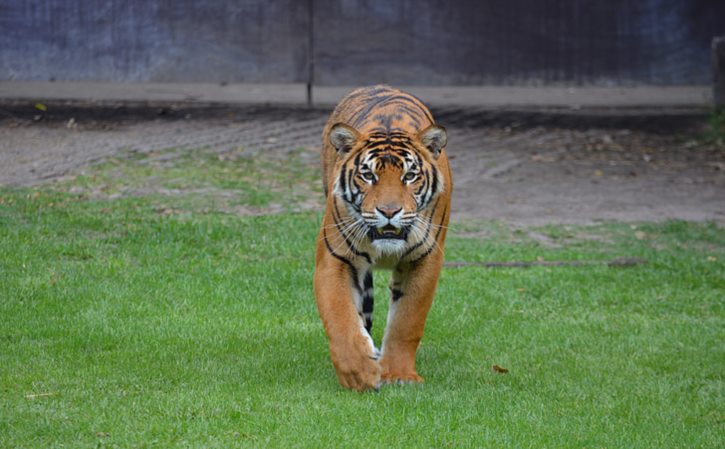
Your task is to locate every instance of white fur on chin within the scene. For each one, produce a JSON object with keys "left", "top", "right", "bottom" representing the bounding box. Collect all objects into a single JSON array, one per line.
[{"left": 372, "top": 239, "right": 407, "bottom": 256}]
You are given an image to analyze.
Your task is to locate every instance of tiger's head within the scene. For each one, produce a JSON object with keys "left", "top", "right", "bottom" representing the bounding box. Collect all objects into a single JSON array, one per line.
[{"left": 329, "top": 123, "right": 447, "bottom": 254}]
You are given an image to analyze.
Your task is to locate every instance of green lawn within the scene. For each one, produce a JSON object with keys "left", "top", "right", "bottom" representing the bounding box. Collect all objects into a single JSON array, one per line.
[{"left": 1, "top": 154, "right": 723, "bottom": 447}]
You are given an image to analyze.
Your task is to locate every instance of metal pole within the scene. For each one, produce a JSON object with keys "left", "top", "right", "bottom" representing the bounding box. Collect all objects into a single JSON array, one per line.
[
  {"left": 714, "top": 36, "right": 725, "bottom": 109},
  {"left": 306, "top": 0, "right": 315, "bottom": 107}
]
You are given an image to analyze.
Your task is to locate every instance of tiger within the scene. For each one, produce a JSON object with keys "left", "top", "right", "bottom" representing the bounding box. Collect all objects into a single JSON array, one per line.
[{"left": 313, "top": 85, "right": 452, "bottom": 391}]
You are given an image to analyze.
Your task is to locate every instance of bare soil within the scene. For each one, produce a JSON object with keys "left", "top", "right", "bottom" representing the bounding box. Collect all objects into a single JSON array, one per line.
[{"left": 1, "top": 102, "right": 723, "bottom": 225}]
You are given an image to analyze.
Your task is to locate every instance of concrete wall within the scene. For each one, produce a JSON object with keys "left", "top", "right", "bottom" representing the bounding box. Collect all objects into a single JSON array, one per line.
[
  {"left": 313, "top": 0, "right": 725, "bottom": 86},
  {"left": 1, "top": 0, "right": 723, "bottom": 86},
  {"left": 0, "top": 0, "right": 310, "bottom": 83}
]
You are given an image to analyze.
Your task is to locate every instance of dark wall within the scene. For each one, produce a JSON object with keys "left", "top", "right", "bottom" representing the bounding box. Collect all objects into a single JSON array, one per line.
[
  {"left": 0, "top": 0, "right": 310, "bottom": 83},
  {"left": 313, "top": 0, "right": 725, "bottom": 85},
  {"left": 1, "top": 0, "right": 723, "bottom": 85}
]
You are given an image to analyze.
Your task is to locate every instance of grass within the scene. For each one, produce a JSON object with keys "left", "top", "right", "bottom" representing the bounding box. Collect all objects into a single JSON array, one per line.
[
  {"left": 0, "top": 149, "right": 724, "bottom": 448},
  {"left": 704, "top": 109, "right": 725, "bottom": 149},
  {"left": 58, "top": 146, "right": 322, "bottom": 214}
]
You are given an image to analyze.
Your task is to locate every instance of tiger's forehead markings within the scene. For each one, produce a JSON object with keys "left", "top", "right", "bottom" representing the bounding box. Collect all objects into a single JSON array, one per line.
[
  {"left": 361, "top": 149, "right": 405, "bottom": 170},
  {"left": 355, "top": 129, "right": 421, "bottom": 171},
  {"left": 362, "top": 130, "right": 413, "bottom": 152},
  {"left": 364, "top": 131, "right": 411, "bottom": 146},
  {"left": 348, "top": 128, "right": 422, "bottom": 170},
  {"left": 376, "top": 153, "right": 405, "bottom": 170}
]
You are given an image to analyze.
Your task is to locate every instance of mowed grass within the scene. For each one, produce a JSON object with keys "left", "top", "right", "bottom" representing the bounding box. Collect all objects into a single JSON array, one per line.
[{"left": 1, "top": 159, "right": 724, "bottom": 447}]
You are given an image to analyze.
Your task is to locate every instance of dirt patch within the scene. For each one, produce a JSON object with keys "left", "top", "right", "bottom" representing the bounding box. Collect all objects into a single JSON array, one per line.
[{"left": 1, "top": 102, "right": 723, "bottom": 225}]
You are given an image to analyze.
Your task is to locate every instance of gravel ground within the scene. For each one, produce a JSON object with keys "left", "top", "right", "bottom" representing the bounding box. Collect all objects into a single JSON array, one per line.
[{"left": 1, "top": 102, "right": 723, "bottom": 225}]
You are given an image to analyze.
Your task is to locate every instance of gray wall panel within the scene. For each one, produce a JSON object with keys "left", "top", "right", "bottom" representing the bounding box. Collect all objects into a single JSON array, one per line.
[
  {"left": 0, "top": 0, "right": 309, "bottom": 82},
  {"left": 312, "top": 0, "right": 725, "bottom": 85},
  {"left": 1, "top": 0, "right": 723, "bottom": 85}
]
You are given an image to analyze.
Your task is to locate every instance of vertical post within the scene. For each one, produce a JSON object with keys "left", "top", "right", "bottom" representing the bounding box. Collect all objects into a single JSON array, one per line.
[
  {"left": 306, "top": 0, "right": 315, "bottom": 107},
  {"left": 714, "top": 36, "right": 725, "bottom": 109}
]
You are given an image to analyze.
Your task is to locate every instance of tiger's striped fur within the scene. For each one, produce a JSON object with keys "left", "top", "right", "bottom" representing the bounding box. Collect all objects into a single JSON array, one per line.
[{"left": 314, "top": 85, "right": 452, "bottom": 391}]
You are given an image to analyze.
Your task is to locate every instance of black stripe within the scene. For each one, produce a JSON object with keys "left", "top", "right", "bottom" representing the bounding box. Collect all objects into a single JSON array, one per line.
[
  {"left": 417, "top": 170, "right": 430, "bottom": 198},
  {"left": 429, "top": 167, "right": 439, "bottom": 206},
  {"left": 357, "top": 85, "right": 391, "bottom": 98},
  {"left": 368, "top": 129, "right": 389, "bottom": 137},
  {"left": 415, "top": 152, "right": 424, "bottom": 169},
  {"left": 402, "top": 197, "right": 439, "bottom": 258},
  {"left": 352, "top": 94, "right": 394, "bottom": 128},
  {"left": 338, "top": 166, "right": 347, "bottom": 196},
  {"left": 362, "top": 271, "right": 374, "bottom": 333},
  {"left": 380, "top": 94, "right": 431, "bottom": 121},
  {"left": 323, "top": 228, "right": 361, "bottom": 294},
  {"left": 363, "top": 272, "right": 373, "bottom": 297},
  {"left": 390, "top": 288, "right": 404, "bottom": 302},
  {"left": 347, "top": 152, "right": 362, "bottom": 206},
  {"left": 409, "top": 205, "right": 447, "bottom": 266},
  {"left": 323, "top": 227, "right": 354, "bottom": 268},
  {"left": 383, "top": 102, "right": 426, "bottom": 126},
  {"left": 373, "top": 113, "right": 394, "bottom": 129},
  {"left": 332, "top": 200, "right": 372, "bottom": 264},
  {"left": 386, "top": 102, "right": 424, "bottom": 125},
  {"left": 343, "top": 86, "right": 391, "bottom": 113},
  {"left": 404, "top": 92, "right": 436, "bottom": 123},
  {"left": 378, "top": 153, "right": 404, "bottom": 169},
  {"left": 346, "top": 164, "right": 357, "bottom": 205}
]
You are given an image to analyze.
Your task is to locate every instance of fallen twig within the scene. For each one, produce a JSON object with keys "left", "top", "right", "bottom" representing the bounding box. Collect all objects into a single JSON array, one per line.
[
  {"left": 25, "top": 392, "right": 57, "bottom": 399},
  {"left": 444, "top": 257, "right": 647, "bottom": 269}
]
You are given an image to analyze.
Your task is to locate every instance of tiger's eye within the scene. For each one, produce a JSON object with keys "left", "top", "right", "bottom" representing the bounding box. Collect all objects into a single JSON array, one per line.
[
  {"left": 361, "top": 172, "right": 375, "bottom": 181},
  {"left": 403, "top": 172, "right": 417, "bottom": 182}
]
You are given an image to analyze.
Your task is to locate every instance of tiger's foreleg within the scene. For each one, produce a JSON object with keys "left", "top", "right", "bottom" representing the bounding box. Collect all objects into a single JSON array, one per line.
[
  {"left": 314, "top": 240, "right": 381, "bottom": 391},
  {"left": 379, "top": 252, "right": 444, "bottom": 384}
]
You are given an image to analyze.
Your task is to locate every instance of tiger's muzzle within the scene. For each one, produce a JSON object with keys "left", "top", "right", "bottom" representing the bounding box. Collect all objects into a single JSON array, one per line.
[
  {"left": 368, "top": 223, "right": 410, "bottom": 241},
  {"left": 362, "top": 206, "right": 414, "bottom": 241}
]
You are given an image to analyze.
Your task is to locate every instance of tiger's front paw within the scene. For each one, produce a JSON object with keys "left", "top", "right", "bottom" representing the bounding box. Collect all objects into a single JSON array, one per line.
[
  {"left": 381, "top": 371, "right": 424, "bottom": 385},
  {"left": 379, "top": 353, "right": 423, "bottom": 385},
  {"left": 330, "top": 338, "right": 382, "bottom": 392}
]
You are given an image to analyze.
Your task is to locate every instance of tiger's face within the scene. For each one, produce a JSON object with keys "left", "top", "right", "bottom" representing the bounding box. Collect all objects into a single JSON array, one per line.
[{"left": 329, "top": 123, "right": 447, "bottom": 254}]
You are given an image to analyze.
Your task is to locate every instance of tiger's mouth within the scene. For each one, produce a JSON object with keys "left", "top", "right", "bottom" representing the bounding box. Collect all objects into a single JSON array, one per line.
[{"left": 369, "top": 224, "right": 409, "bottom": 240}]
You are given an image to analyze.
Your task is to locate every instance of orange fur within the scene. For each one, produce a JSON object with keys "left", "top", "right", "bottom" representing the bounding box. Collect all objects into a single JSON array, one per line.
[{"left": 314, "top": 85, "right": 452, "bottom": 391}]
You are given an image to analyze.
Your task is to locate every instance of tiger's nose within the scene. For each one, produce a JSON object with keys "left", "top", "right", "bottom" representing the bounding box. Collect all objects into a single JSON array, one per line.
[{"left": 376, "top": 204, "right": 402, "bottom": 219}]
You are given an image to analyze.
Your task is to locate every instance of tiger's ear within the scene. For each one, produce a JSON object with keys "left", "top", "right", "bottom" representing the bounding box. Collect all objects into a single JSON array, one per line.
[
  {"left": 418, "top": 125, "right": 447, "bottom": 159},
  {"left": 329, "top": 123, "right": 360, "bottom": 156}
]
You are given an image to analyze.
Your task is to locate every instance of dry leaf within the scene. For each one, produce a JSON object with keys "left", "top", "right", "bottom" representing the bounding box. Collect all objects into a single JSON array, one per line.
[{"left": 491, "top": 364, "right": 509, "bottom": 374}]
